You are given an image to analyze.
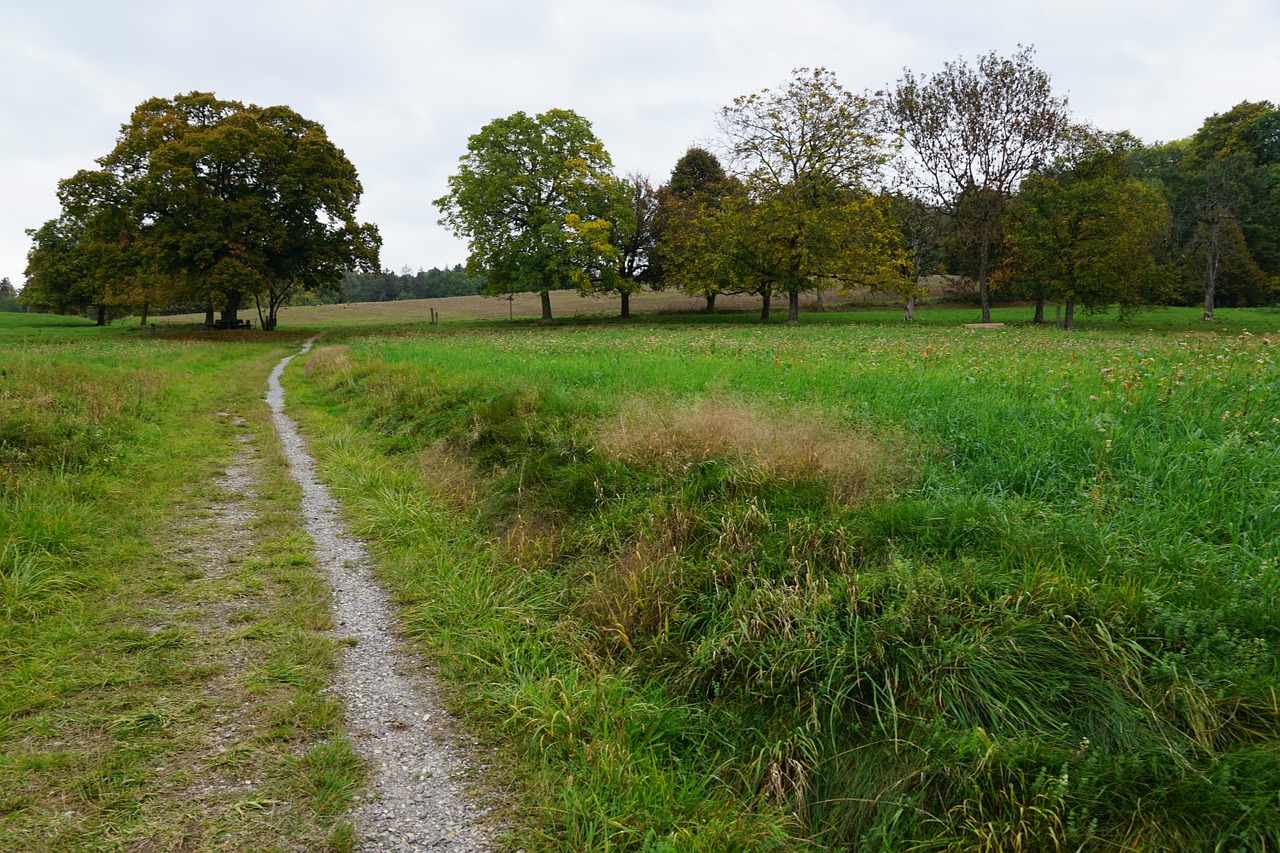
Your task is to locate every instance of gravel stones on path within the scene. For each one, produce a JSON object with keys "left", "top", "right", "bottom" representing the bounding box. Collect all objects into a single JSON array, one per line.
[{"left": 268, "top": 340, "right": 499, "bottom": 852}]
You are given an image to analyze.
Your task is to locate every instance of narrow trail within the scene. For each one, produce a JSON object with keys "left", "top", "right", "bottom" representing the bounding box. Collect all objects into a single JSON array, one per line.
[{"left": 267, "top": 339, "right": 498, "bottom": 852}]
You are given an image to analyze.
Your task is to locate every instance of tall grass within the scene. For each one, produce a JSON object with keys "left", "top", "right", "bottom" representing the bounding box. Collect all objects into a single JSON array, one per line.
[
  {"left": 0, "top": 318, "right": 360, "bottom": 850},
  {"left": 290, "top": 314, "right": 1280, "bottom": 850}
]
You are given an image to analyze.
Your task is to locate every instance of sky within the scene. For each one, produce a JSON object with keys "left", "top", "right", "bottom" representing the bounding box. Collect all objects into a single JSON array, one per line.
[{"left": 4, "top": 0, "right": 1279, "bottom": 288}]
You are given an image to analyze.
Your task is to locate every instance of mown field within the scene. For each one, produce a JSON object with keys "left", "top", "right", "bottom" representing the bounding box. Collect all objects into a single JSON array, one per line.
[
  {"left": 5, "top": 304, "right": 1280, "bottom": 851},
  {"left": 149, "top": 286, "right": 915, "bottom": 328},
  {"left": 289, "top": 306, "right": 1280, "bottom": 850}
]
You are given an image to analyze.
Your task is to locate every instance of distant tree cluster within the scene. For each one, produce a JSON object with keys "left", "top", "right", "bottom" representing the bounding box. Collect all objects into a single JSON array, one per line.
[
  {"left": 437, "top": 48, "right": 1278, "bottom": 325},
  {"left": 331, "top": 265, "right": 484, "bottom": 304},
  {"left": 0, "top": 277, "right": 19, "bottom": 312}
]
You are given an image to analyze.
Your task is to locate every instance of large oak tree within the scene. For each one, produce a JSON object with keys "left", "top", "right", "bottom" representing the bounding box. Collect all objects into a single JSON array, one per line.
[
  {"left": 435, "top": 109, "right": 619, "bottom": 325},
  {"left": 26, "top": 92, "right": 380, "bottom": 328}
]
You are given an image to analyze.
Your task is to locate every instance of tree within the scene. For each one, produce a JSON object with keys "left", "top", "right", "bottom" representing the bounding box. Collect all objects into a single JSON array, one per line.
[
  {"left": 718, "top": 67, "right": 906, "bottom": 324},
  {"left": 21, "top": 216, "right": 120, "bottom": 324},
  {"left": 667, "top": 147, "right": 732, "bottom": 203},
  {"left": 435, "top": 109, "right": 619, "bottom": 325},
  {"left": 0, "top": 277, "right": 18, "bottom": 312},
  {"left": 888, "top": 46, "right": 1072, "bottom": 322},
  {"left": 1135, "top": 103, "right": 1280, "bottom": 318},
  {"left": 887, "top": 193, "right": 948, "bottom": 321},
  {"left": 1004, "top": 136, "right": 1171, "bottom": 329},
  {"left": 592, "top": 174, "right": 659, "bottom": 319},
  {"left": 653, "top": 148, "right": 739, "bottom": 313},
  {"left": 36, "top": 92, "right": 381, "bottom": 329}
]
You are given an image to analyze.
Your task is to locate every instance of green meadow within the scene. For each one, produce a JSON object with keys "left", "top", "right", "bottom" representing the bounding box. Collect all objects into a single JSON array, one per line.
[
  {"left": 290, "top": 304, "right": 1280, "bottom": 850},
  {"left": 4, "top": 304, "right": 1280, "bottom": 850},
  {"left": 0, "top": 314, "right": 360, "bottom": 850}
]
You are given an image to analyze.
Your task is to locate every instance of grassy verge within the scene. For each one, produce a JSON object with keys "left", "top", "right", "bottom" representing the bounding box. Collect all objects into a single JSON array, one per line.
[
  {"left": 0, "top": 315, "right": 362, "bottom": 850},
  {"left": 290, "top": 315, "right": 1280, "bottom": 851}
]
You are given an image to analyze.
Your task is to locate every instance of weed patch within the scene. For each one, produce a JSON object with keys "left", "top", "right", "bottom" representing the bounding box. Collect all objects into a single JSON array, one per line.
[{"left": 599, "top": 397, "right": 899, "bottom": 502}]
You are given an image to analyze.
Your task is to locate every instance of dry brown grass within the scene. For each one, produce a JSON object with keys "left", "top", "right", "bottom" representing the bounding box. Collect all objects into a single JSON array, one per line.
[
  {"left": 151, "top": 289, "right": 894, "bottom": 328},
  {"left": 302, "top": 343, "right": 353, "bottom": 378},
  {"left": 598, "top": 398, "right": 895, "bottom": 502},
  {"left": 582, "top": 506, "right": 695, "bottom": 654}
]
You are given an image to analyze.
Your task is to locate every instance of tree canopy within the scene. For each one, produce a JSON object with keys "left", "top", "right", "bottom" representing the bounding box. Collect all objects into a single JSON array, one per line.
[
  {"left": 435, "top": 109, "right": 619, "bottom": 324},
  {"left": 24, "top": 92, "right": 380, "bottom": 328},
  {"left": 1004, "top": 136, "right": 1171, "bottom": 328},
  {"left": 1133, "top": 101, "right": 1280, "bottom": 318},
  {"left": 713, "top": 67, "right": 906, "bottom": 324},
  {"left": 889, "top": 46, "right": 1072, "bottom": 322}
]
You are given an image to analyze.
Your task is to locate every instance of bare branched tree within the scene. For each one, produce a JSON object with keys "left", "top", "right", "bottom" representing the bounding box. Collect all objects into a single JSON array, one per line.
[{"left": 887, "top": 46, "right": 1071, "bottom": 322}]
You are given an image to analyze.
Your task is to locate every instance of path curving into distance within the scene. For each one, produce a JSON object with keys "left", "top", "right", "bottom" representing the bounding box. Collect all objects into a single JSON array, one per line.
[{"left": 268, "top": 339, "right": 498, "bottom": 852}]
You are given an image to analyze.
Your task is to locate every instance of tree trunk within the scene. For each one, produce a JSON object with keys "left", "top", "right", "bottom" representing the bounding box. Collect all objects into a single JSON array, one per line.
[
  {"left": 205, "top": 302, "right": 215, "bottom": 327},
  {"left": 705, "top": 293, "right": 716, "bottom": 315},
  {"left": 96, "top": 304, "right": 107, "bottom": 326},
  {"left": 620, "top": 291, "right": 630, "bottom": 319},
  {"left": 1064, "top": 299, "right": 1075, "bottom": 330},
  {"left": 815, "top": 285, "right": 826, "bottom": 312},
  {"left": 1203, "top": 214, "right": 1220, "bottom": 321},
  {"left": 539, "top": 290, "right": 553, "bottom": 325},
  {"left": 139, "top": 302, "right": 149, "bottom": 326},
  {"left": 788, "top": 290, "right": 800, "bottom": 326},
  {"left": 1033, "top": 297, "right": 1045, "bottom": 324},
  {"left": 760, "top": 290, "right": 771, "bottom": 321},
  {"left": 904, "top": 294, "right": 916, "bottom": 322},
  {"left": 978, "top": 236, "right": 992, "bottom": 323},
  {"left": 221, "top": 291, "right": 242, "bottom": 324}
]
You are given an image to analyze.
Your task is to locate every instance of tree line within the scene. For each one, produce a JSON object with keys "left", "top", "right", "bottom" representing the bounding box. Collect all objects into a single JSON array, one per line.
[
  {"left": 19, "top": 50, "right": 1280, "bottom": 328},
  {"left": 438, "top": 48, "right": 1279, "bottom": 327},
  {"left": 332, "top": 265, "right": 484, "bottom": 304}
]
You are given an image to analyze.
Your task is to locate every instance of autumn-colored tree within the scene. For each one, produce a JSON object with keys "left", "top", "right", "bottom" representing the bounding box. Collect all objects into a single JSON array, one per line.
[
  {"left": 653, "top": 148, "right": 739, "bottom": 313},
  {"left": 888, "top": 46, "right": 1072, "bottom": 322},
  {"left": 718, "top": 67, "right": 906, "bottom": 324},
  {"left": 1005, "top": 136, "right": 1170, "bottom": 329},
  {"left": 591, "top": 174, "right": 659, "bottom": 319},
  {"left": 435, "top": 109, "right": 619, "bottom": 325}
]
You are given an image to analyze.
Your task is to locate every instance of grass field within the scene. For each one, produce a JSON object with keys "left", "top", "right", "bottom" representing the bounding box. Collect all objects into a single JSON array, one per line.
[
  {"left": 149, "top": 287, "right": 1277, "bottom": 335},
  {"left": 0, "top": 314, "right": 361, "bottom": 850},
  {"left": 283, "top": 303, "right": 1280, "bottom": 850},
  {"left": 6, "top": 303, "right": 1280, "bottom": 850}
]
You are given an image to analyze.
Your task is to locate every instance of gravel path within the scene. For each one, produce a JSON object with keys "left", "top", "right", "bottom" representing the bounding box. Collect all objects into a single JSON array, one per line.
[{"left": 268, "top": 339, "right": 499, "bottom": 852}]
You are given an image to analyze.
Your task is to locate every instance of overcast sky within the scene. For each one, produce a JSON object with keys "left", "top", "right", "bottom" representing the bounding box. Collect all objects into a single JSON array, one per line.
[{"left": 4, "top": 0, "right": 1279, "bottom": 288}]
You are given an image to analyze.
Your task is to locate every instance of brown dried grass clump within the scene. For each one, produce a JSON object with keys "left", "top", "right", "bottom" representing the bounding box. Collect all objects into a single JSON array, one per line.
[
  {"left": 598, "top": 399, "right": 897, "bottom": 501},
  {"left": 303, "top": 344, "right": 353, "bottom": 378},
  {"left": 412, "top": 446, "right": 480, "bottom": 509}
]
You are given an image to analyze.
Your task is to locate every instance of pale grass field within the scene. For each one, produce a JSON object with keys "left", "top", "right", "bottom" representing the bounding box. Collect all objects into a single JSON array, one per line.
[{"left": 153, "top": 287, "right": 910, "bottom": 327}]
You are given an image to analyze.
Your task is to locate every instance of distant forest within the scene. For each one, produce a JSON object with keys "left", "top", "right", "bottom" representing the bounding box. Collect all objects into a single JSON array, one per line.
[{"left": 293, "top": 266, "right": 486, "bottom": 305}]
